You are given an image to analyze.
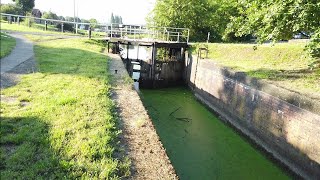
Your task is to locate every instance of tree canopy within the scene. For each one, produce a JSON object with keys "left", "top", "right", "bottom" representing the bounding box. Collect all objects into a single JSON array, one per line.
[
  {"left": 12, "top": 0, "right": 34, "bottom": 14},
  {"left": 150, "top": 0, "right": 320, "bottom": 60},
  {"left": 225, "top": 0, "right": 320, "bottom": 43},
  {"left": 42, "top": 11, "right": 58, "bottom": 20},
  {"left": 149, "top": 0, "right": 240, "bottom": 42},
  {"left": 110, "top": 13, "right": 123, "bottom": 24},
  {"left": 0, "top": 3, "right": 23, "bottom": 15}
]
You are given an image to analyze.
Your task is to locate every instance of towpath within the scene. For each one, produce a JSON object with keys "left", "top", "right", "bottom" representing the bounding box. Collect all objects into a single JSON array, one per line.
[
  {"left": 1, "top": 33, "right": 34, "bottom": 74},
  {"left": 108, "top": 53, "right": 178, "bottom": 179}
]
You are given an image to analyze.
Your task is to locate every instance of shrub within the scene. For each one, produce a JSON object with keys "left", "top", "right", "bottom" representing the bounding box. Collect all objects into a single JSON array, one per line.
[
  {"left": 56, "top": 23, "right": 74, "bottom": 32},
  {"left": 0, "top": 3, "right": 23, "bottom": 15},
  {"left": 306, "top": 29, "right": 320, "bottom": 69}
]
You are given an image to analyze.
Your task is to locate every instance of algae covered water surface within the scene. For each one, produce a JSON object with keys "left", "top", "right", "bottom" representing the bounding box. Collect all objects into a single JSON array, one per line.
[{"left": 141, "top": 87, "right": 290, "bottom": 180}]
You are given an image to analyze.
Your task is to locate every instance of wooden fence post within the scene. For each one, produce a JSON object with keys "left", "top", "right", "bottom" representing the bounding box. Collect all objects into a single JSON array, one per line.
[{"left": 88, "top": 26, "right": 92, "bottom": 39}]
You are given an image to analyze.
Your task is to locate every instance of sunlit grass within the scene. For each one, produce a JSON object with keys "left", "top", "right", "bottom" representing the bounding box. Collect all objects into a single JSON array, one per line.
[
  {"left": 1, "top": 22, "right": 77, "bottom": 36},
  {"left": 0, "top": 32, "right": 16, "bottom": 58},
  {"left": 0, "top": 37, "right": 130, "bottom": 179},
  {"left": 24, "top": 34, "right": 68, "bottom": 42},
  {"left": 195, "top": 42, "right": 320, "bottom": 95}
]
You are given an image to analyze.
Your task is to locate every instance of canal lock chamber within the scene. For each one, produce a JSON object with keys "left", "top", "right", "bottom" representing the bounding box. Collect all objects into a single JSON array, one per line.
[{"left": 116, "top": 43, "right": 298, "bottom": 179}]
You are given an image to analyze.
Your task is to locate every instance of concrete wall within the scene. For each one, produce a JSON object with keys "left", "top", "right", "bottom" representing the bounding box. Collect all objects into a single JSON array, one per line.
[{"left": 185, "top": 54, "right": 320, "bottom": 179}]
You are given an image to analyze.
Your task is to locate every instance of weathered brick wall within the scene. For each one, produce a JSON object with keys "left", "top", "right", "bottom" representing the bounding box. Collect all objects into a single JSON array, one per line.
[{"left": 185, "top": 54, "right": 320, "bottom": 179}]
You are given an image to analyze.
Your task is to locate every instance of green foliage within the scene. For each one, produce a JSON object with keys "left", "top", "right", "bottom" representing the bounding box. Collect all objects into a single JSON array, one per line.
[
  {"left": 225, "top": 0, "right": 320, "bottom": 42},
  {"left": 0, "top": 3, "right": 23, "bottom": 15},
  {"left": 111, "top": 13, "right": 123, "bottom": 24},
  {"left": 42, "top": 11, "right": 59, "bottom": 20},
  {"left": 12, "top": 0, "right": 35, "bottom": 14},
  {"left": 150, "top": 0, "right": 239, "bottom": 42},
  {"left": 21, "top": 12, "right": 34, "bottom": 26},
  {"left": 224, "top": 0, "right": 320, "bottom": 66},
  {"left": 89, "top": 18, "right": 98, "bottom": 28},
  {"left": 56, "top": 23, "right": 74, "bottom": 32},
  {"left": 305, "top": 29, "right": 320, "bottom": 69}
]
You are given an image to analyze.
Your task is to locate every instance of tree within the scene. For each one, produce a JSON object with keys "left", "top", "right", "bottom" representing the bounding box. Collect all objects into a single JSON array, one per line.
[
  {"left": 89, "top": 18, "right": 98, "bottom": 28},
  {"left": 56, "top": 23, "right": 73, "bottom": 32},
  {"left": 149, "top": 0, "right": 239, "bottom": 42},
  {"left": 42, "top": 11, "right": 58, "bottom": 20},
  {"left": 225, "top": 0, "right": 320, "bottom": 64},
  {"left": 225, "top": 0, "right": 320, "bottom": 42},
  {"left": 81, "top": 19, "right": 90, "bottom": 23},
  {"left": 0, "top": 3, "right": 23, "bottom": 15},
  {"left": 12, "top": 0, "right": 34, "bottom": 14},
  {"left": 58, "top": 16, "right": 65, "bottom": 21},
  {"left": 110, "top": 13, "right": 123, "bottom": 24},
  {"left": 111, "top": 13, "right": 115, "bottom": 24}
]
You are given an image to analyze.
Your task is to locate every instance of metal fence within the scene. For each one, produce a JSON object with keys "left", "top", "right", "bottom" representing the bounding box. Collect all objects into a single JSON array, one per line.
[
  {"left": 107, "top": 24, "right": 190, "bottom": 43},
  {"left": 1, "top": 13, "right": 190, "bottom": 43}
]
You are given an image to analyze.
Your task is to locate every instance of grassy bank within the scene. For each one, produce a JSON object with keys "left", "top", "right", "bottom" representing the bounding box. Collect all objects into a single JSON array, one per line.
[
  {"left": 1, "top": 22, "right": 77, "bottom": 36},
  {"left": 1, "top": 22, "right": 105, "bottom": 38},
  {"left": 195, "top": 42, "right": 320, "bottom": 96},
  {"left": 0, "top": 37, "right": 129, "bottom": 178},
  {"left": 0, "top": 32, "right": 16, "bottom": 58}
]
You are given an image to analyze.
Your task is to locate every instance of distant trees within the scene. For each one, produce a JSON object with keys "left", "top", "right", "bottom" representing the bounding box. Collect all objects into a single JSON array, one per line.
[
  {"left": 65, "top": 16, "right": 81, "bottom": 23},
  {"left": 0, "top": 3, "right": 23, "bottom": 15},
  {"left": 111, "top": 13, "right": 123, "bottom": 24},
  {"left": 58, "top": 16, "right": 65, "bottom": 21},
  {"left": 12, "top": 0, "right": 35, "bottom": 14},
  {"left": 42, "top": 11, "right": 58, "bottom": 20},
  {"left": 81, "top": 19, "right": 90, "bottom": 23}
]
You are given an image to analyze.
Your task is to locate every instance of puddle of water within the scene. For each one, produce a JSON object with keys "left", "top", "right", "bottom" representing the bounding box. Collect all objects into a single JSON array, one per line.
[{"left": 141, "top": 87, "right": 291, "bottom": 180}]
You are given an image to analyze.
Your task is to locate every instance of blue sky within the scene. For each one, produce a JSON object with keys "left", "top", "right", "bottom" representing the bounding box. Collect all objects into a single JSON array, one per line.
[{"left": 2, "top": 0, "right": 156, "bottom": 24}]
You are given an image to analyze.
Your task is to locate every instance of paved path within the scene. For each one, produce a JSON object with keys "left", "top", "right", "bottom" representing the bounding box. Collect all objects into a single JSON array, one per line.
[{"left": 1, "top": 33, "right": 34, "bottom": 74}]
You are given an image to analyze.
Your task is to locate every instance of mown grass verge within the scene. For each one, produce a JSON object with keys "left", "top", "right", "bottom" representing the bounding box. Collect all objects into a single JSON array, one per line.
[
  {"left": 24, "top": 34, "right": 66, "bottom": 42},
  {"left": 193, "top": 42, "right": 320, "bottom": 96},
  {"left": 0, "top": 37, "right": 130, "bottom": 179},
  {"left": 1, "top": 22, "right": 78, "bottom": 36},
  {"left": 1, "top": 22, "right": 106, "bottom": 38},
  {"left": 0, "top": 32, "right": 16, "bottom": 58}
]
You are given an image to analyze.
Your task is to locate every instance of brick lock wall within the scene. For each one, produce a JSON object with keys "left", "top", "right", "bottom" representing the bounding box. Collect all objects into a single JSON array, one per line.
[{"left": 186, "top": 54, "right": 320, "bottom": 179}]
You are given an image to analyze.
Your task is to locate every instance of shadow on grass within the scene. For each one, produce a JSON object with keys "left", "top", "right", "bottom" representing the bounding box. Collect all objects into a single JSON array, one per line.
[
  {"left": 0, "top": 116, "right": 67, "bottom": 179},
  {"left": 1, "top": 40, "right": 130, "bottom": 178}
]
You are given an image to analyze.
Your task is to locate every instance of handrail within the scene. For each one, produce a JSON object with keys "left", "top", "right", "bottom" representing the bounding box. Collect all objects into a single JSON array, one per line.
[{"left": 1, "top": 13, "right": 190, "bottom": 43}]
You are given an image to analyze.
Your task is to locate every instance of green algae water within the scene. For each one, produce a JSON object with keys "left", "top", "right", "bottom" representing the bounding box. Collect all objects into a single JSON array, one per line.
[{"left": 141, "top": 87, "right": 290, "bottom": 180}]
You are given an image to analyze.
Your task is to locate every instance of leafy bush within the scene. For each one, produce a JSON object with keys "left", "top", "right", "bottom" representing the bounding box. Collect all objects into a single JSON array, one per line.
[
  {"left": 21, "top": 12, "right": 34, "bottom": 26},
  {"left": 0, "top": 3, "right": 23, "bottom": 15},
  {"left": 56, "top": 23, "right": 74, "bottom": 32},
  {"left": 306, "top": 29, "right": 320, "bottom": 69},
  {"left": 0, "top": 3, "right": 23, "bottom": 20}
]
